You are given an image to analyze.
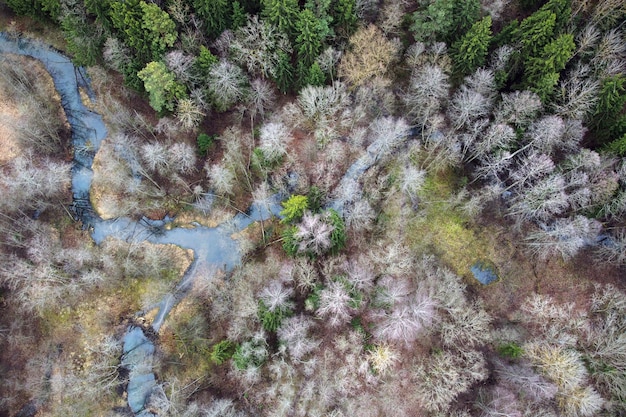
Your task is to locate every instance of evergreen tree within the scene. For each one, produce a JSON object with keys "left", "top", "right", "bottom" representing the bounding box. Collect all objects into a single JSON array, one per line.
[
  {"left": 261, "top": 0, "right": 300, "bottom": 39},
  {"left": 110, "top": 0, "right": 175, "bottom": 63},
  {"left": 60, "top": 10, "right": 104, "bottom": 67},
  {"left": 331, "top": 0, "right": 357, "bottom": 39},
  {"left": 295, "top": 9, "right": 326, "bottom": 69},
  {"left": 519, "top": 9, "right": 557, "bottom": 60},
  {"left": 193, "top": 45, "right": 218, "bottom": 79},
  {"left": 139, "top": 1, "right": 177, "bottom": 61},
  {"left": 592, "top": 75, "right": 626, "bottom": 146},
  {"left": 84, "top": 0, "right": 114, "bottom": 28},
  {"left": 524, "top": 34, "right": 575, "bottom": 102},
  {"left": 137, "top": 61, "right": 187, "bottom": 113},
  {"left": 193, "top": 0, "right": 230, "bottom": 38},
  {"left": 273, "top": 50, "right": 294, "bottom": 93},
  {"left": 304, "top": 62, "right": 326, "bottom": 87},
  {"left": 452, "top": 16, "right": 492, "bottom": 77},
  {"left": 230, "top": 1, "right": 247, "bottom": 30}
]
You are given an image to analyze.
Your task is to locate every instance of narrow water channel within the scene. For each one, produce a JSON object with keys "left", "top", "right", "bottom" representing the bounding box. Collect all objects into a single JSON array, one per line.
[{"left": 0, "top": 32, "right": 397, "bottom": 415}]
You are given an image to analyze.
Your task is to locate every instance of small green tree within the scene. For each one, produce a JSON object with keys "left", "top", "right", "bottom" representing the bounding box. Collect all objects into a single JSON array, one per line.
[
  {"left": 230, "top": 1, "right": 247, "bottom": 29},
  {"left": 303, "top": 62, "right": 326, "bottom": 87},
  {"left": 139, "top": 1, "right": 177, "bottom": 60},
  {"left": 331, "top": 0, "right": 357, "bottom": 39},
  {"left": 193, "top": 0, "right": 230, "bottom": 38},
  {"left": 591, "top": 75, "right": 626, "bottom": 146},
  {"left": 210, "top": 340, "right": 235, "bottom": 365},
  {"left": 193, "top": 45, "right": 218, "bottom": 79},
  {"left": 295, "top": 9, "right": 327, "bottom": 69},
  {"left": 280, "top": 195, "right": 309, "bottom": 223},
  {"left": 524, "top": 34, "right": 575, "bottom": 101},
  {"left": 197, "top": 133, "right": 216, "bottom": 155},
  {"left": 137, "top": 61, "right": 187, "bottom": 112},
  {"left": 273, "top": 50, "right": 294, "bottom": 93},
  {"left": 519, "top": 9, "right": 557, "bottom": 60},
  {"left": 327, "top": 209, "right": 346, "bottom": 255},
  {"left": 452, "top": 16, "right": 492, "bottom": 77},
  {"left": 261, "top": 0, "right": 300, "bottom": 39}
]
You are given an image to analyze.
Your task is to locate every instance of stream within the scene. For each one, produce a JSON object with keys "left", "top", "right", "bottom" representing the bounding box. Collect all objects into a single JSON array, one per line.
[{"left": 0, "top": 33, "right": 404, "bottom": 416}]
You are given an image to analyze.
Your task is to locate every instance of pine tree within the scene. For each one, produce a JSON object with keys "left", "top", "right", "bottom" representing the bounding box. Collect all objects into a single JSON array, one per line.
[
  {"left": 519, "top": 9, "right": 557, "bottom": 60},
  {"left": 295, "top": 9, "right": 326, "bottom": 69},
  {"left": 591, "top": 75, "right": 626, "bottom": 146},
  {"left": 452, "top": 16, "right": 492, "bottom": 77},
  {"left": 331, "top": 0, "right": 357, "bottom": 39},
  {"left": 137, "top": 61, "right": 187, "bottom": 113},
  {"left": 193, "top": 0, "right": 230, "bottom": 38},
  {"left": 525, "top": 34, "right": 575, "bottom": 102},
  {"left": 261, "top": 0, "right": 300, "bottom": 39},
  {"left": 273, "top": 50, "right": 294, "bottom": 93}
]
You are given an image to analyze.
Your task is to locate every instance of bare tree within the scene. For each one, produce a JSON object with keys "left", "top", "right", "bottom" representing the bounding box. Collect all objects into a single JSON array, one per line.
[
  {"left": 495, "top": 90, "right": 543, "bottom": 128},
  {"left": 207, "top": 60, "right": 250, "bottom": 112},
  {"left": 403, "top": 64, "right": 450, "bottom": 125},
  {"left": 229, "top": 15, "right": 292, "bottom": 78},
  {"left": 259, "top": 121, "right": 291, "bottom": 163},
  {"left": 277, "top": 315, "right": 320, "bottom": 361},
  {"left": 176, "top": 98, "right": 205, "bottom": 130}
]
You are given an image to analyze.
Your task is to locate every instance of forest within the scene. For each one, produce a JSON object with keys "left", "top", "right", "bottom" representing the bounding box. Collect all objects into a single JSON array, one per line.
[{"left": 0, "top": 0, "right": 625, "bottom": 416}]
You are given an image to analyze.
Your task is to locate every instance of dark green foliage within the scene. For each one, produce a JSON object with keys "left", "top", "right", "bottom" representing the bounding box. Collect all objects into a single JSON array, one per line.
[
  {"left": 110, "top": 0, "right": 176, "bottom": 63},
  {"left": 540, "top": 0, "right": 571, "bottom": 33},
  {"left": 606, "top": 133, "right": 626, "bottom": 156},
  {"left": 303, "top": 62, "right": 326, "bottom": 87},
  {"left": 280, "top": 195, "right": 309, "bottom": 223},
  {"left": 231, "top": 1, "right": 247, "bottom": 29},
  {"left": 85, "top": 0, "right": 113, "bottom": 27},
  {"left": 210, "top": 340, "right": 235, "bottom": 365},
  {"left": 327, "top": 209, "right": 346, "bottom": 255},
  {"left": 452, "top": 0, "right": 481, "bottom": 37},
  {"left": 295, "top": 9, "right": 327, "bottom": 68},
  {"left": 524, "top": 34, "right": 575, "bottom": 102},
  {"left": 193, "top": 0, "right": 230, "bottom": 38},
  {"left": 492, "top": 19, "right": 519, "bottom": 48},
  {"left": 40, "top": 0, "right": 60, "bottom": 20},
  {"left": 410, "top": 0, "right": 480, "bottom": 43},
  {"left": 519, "top": 9, "right": 557, "bottom": 60},
  {"left": 452, "top": 16, "right": 492, "bottom": 77},
  {"left": 497, "top": 342, "right": 524, "bottom": 359},
  {"left": 197, "top": 133, "right": 216, "bottom": 156},
  {"left": 281, "top": 226, "right": 299, "bottom": 257},
  {"left": 6, "top": 0, "right": 42, "bottom": 17},
  {"left": 258, "top": 300, "right": 292, "bottom": 332},
  {"left": 5, "top": 0, "right": 58, "bottom": 19},
  {"left": 232, "top": 338, "right": 268, "bottom": 370},
  {"left": 60, "top": 12, "right": 104, "bottom": 67},
  {"left": 591, "top": 76, "right": 626, "bottom": 146},
  {"left": 261, "top": 0, "right": 300, "bottom": 39},
  {"left": 306, "top": 186, "right": 325, "bottom": 213},
  {"left": 193, "top": 46, "right": 218, "bottom": 78},
  {"left": 410, "top": 0, "right": 455, "bottom": 42},
  {"left": 273, "top": 50, "right": 294, "bottom": 93},
  {"left": 331, "top": 0, "right": 357, "bottom": 39}
]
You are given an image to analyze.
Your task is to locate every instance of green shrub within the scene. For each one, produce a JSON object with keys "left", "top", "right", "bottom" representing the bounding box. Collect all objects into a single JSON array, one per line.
[
  {"left": 232, "top": 338, "right": 268, "bottom": 370},
  {"left": 210, "top": 340, "right": 235, "bottom": 365},
  {"left": 258, "top": 300, "right": 292, "bottom": 332},
  {"left": 497, "top": 342, "right": 524, "bottom": 359},
  {"left": 280, "top": 195, "right": 309, "bottom": 223},
  {"left": 327, "top": 209, "right": 346, "bottom": 255},
  {"left": 197, "top": 133, "right": 216, "bottom": 156}
]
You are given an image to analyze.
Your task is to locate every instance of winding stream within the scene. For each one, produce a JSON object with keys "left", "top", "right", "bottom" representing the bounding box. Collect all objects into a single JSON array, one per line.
[{"left": 0, "top": 33, "right": 401, "bottom": 415}]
